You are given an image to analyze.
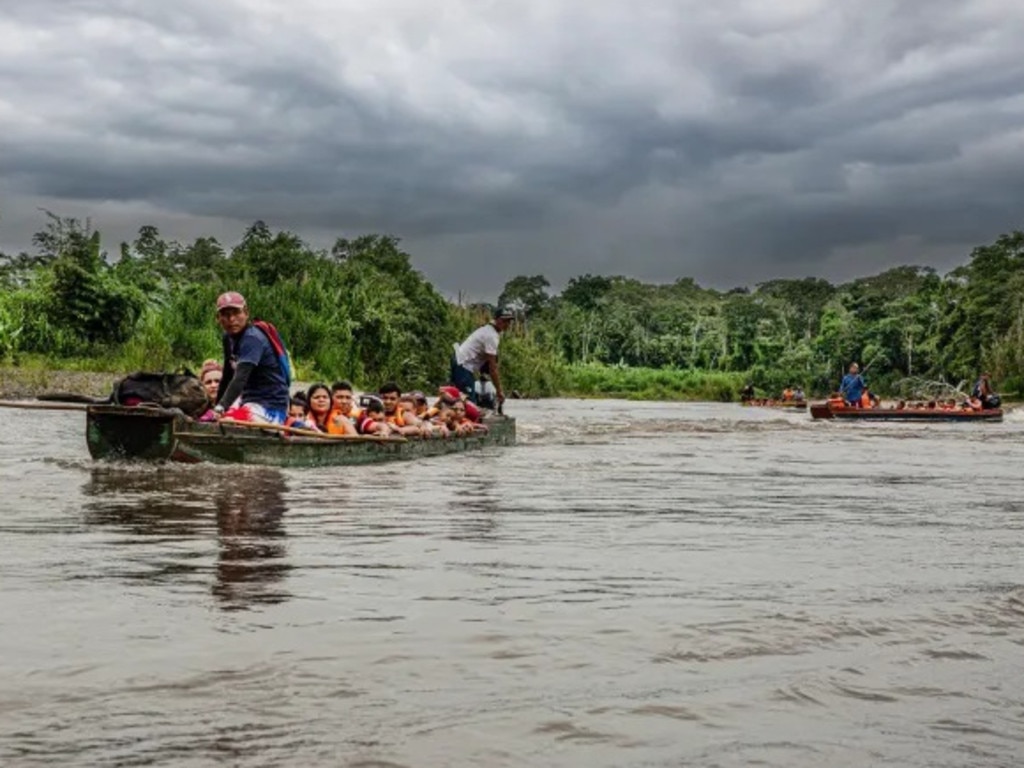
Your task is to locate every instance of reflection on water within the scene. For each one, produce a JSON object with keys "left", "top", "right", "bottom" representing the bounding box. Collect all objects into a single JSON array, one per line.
[
  {"left": 445, "top": 472, "right": 503, "bottom": 542},
  {"left": 82, "top": 466, "right": 291, "bottom": 611}
]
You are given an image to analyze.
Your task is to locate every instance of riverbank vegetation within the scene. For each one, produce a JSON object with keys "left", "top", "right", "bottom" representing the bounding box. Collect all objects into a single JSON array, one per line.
[{"left": 1, "top": 213, "right": 1022, "bottom": 399}]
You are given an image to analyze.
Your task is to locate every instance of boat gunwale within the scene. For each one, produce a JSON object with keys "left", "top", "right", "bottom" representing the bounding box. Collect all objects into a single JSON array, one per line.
[{"left": 810, "top": 402, "right": 1003, "bottom": 422}]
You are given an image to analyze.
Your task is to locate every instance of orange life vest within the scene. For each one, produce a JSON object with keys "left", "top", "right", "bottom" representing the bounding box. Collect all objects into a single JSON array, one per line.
[{"left": 326, "top": 407, "right": 362, "bottom": 435}]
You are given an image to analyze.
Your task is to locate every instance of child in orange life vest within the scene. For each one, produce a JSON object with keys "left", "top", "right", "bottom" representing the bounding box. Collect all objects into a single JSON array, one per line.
[
  {"left": 859, "top": 388, "right": 881, "bottom": 408},
  {"left": 827, "top": 392, "right": 845, "bottom": 409},
  {"left": 378, "top": 382, "right": 426, "bottom": 436},
  {"left": 326, "top": 380, "right": 360, "bottom": 436}
]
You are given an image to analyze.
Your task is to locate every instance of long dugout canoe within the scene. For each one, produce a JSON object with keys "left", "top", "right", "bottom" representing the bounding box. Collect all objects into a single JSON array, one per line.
[
  {"left": 809, "top": 402, "right": 1003, "bottom": 422},
  {"left": 85, "top": 405, "right": 515, "bottom": 466}
]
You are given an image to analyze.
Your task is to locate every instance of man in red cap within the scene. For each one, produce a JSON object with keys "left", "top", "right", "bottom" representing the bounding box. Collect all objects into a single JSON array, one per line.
[
  {"left": 451, "top": 306, "right": 513, "bottom": 408},
  {"left": 211, "top": 291, "right": 290, "bottom": 423}
]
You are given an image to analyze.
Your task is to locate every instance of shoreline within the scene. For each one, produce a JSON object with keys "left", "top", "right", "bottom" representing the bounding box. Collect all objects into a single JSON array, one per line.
[
  {"left": 0, "top": 367, "right": 733, "bottom": 403},
  {"left": 3, "top": 367, "right": 1013, "bottom": 408},
  {"left": 0, "top": 368, "right": 118, "bottom": 400}
]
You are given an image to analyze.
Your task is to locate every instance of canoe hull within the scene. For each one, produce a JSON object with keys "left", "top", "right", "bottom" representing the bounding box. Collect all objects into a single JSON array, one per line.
[
  {"left": 809, "top": 403, "right": 1003, "bottom": 422},
  {"left": 86, "top": 405, "right": 516, "bottom": 466}
]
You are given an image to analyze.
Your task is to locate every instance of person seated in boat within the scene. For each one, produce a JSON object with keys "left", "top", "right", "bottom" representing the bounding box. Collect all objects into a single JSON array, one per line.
[
  {"left": 781, "top": 386, "right": 795, "bottom": 401},
  {"left": 972, "top": 373, "right": 1001, "bottom": 410},
  {"left": 859, "top": 388, "right": 881, "bottom": 408},
  {"left": 839, "top": 363, "right": 866, "bottom": 406},
  {"left": 396, "top": 393, "right": 439, "bottom": 437},
  {"left": 896, "top": 400, "right": 906, "bottom": 410},
  {"left": 792, "top": 386, "right": 805, "bottom": 402},
  {"left": 212, "top": 291, "right": 290, "bottom": 424},
  {"left": 194, "top": 360, "right": 226, "bottom": 421},
  {"left": 304, "top": 383, "right": 333, "bottom": 432},
  {"left": 355, "top": 395, "right": 398, "bottom": 436},
  {"left": 404, "top": 394, "right": 449, "bottom": 437},
  {"left": 827, "top": 392, "right": 845, "bottom": 409},
  {"left": 379, "top": 382, "right": 427, "bottom": 436},
  {"left": 287, "top": 397, "right": 306, "bottom": 422},
  {"left": 398, "top": 393, "right": 418, "bottom": 418},
  {"left": 200, "top": 360, "right": 223, "bottom": 403},
  {"left": 285, "top": 397, "right": 316, "bottom": 430},
  {"left": 326, "top": 381, "right": 360, "bottom": 436},
  {"left": 407, "top": 391, "right": 430, "bottom": 419},
  {"left": 421, "top": 385, "right": 463, "bottom": 421},
  {"left": 740, "top": 383, "right": 755, "bottom": 403},
  {"left": 443, "top": 400, "right": 477, "bottom": 436}
]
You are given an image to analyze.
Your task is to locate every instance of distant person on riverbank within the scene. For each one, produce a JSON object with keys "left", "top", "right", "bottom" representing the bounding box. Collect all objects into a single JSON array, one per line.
[
  {"left": 740, "top": 383, "right": 755, "bottom": 403},
  {"left": 212, "top": 291, "right": 290, "bottom": 424},
  {"left": 451, "top": 307, "right": 514, "bottom": 407},
  {"left": 839, "top": 363, "right": 866, "bottom": 406}
]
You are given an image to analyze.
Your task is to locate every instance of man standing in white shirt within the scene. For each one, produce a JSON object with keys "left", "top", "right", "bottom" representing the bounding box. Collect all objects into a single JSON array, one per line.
[{"left": 451, "top": 307, "right": 514, "bottom": 407}]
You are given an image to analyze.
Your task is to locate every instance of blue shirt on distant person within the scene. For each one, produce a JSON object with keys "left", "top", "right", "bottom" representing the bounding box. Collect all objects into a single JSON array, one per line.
[{"left": 839, "top": 364, "right": 866, "bottom": 405}]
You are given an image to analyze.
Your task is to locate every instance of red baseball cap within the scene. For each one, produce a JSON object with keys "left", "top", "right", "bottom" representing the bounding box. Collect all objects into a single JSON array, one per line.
[
  {"left": 439, "top": 386, "right": 461, "bottom": 403},
  {"left": 216, "top": 291, "right": 247, "bottom": 311}
]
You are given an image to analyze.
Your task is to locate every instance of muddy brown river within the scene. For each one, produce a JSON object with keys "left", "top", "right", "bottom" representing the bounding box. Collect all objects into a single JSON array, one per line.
[{"left": 1, "top": 400, "right": 1022, "bottom": 766}]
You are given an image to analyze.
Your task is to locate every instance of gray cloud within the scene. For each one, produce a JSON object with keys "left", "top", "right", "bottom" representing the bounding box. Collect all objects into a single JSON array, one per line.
[{"left": 1, "top": 0, "right": 1023, "bottom": 298}]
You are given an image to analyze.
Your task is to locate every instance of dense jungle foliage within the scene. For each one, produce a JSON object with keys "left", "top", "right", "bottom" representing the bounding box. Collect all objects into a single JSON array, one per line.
[{"left": 1, "top": 213, "right": 1022, "bottom": 400}]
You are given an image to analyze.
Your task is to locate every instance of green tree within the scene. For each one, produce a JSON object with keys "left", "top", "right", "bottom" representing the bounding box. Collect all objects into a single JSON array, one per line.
[{"left": 498, "top": 274, "right": 550, "bottom": 316}]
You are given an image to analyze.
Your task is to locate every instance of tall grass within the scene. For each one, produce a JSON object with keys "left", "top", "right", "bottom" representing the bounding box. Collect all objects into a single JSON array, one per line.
[{"left": 561, "top": 364, "right": 746, "bottom": 401}]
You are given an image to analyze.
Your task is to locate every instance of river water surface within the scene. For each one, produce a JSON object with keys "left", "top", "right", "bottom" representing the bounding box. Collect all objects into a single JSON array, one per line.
[{"left": 1, "top": 400, "right": 1023, "bottom": 767}]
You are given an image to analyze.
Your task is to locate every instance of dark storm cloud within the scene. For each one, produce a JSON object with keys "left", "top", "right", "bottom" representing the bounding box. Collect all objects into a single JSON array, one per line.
[{"left": 1, "top": 0, "right": 1023, "bottom": 296}]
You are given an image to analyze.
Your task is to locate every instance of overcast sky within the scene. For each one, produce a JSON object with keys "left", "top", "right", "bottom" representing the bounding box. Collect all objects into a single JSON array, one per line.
[{"left": 1, "top": 0, "right": 1023, "bottom": 297}]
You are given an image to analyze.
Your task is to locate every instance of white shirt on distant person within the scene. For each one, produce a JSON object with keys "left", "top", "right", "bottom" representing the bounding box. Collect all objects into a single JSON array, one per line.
[{"left": 456, "top": 324, "right": 500, "bottom": 373}]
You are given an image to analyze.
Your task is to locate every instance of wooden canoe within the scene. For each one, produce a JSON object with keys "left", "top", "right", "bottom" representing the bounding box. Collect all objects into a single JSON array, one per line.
[
  {"left": 809, "top": 402, "right": 1003, "bottom": 422},
  {"left": 85, "top": 405, "right": 515, "bottom": 466}
]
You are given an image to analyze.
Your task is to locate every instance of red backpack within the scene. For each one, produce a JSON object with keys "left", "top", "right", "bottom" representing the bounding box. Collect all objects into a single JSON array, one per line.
[{"left": 252, "top": 319, "right": 292, "bottom": 385}]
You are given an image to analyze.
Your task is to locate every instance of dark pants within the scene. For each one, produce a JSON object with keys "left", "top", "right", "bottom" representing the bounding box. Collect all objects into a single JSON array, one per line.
[{"left": 449, "top": 356, "right": 478, "bottom": 403}]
